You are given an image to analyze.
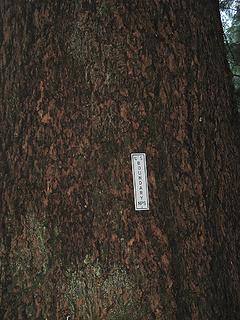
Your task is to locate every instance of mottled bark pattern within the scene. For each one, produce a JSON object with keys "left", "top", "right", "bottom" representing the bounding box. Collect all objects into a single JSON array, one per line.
[{"left": 1, "top": 1, "right": 240, "bottom": 319}]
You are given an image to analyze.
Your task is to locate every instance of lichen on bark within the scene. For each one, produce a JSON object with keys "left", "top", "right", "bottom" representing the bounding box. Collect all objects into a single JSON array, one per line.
[
  {"left": 63, "top": 256, "right": 147, "bottom": 319},
  {"left": 9, "top": 208, "right": 49, "bottom": 288}
]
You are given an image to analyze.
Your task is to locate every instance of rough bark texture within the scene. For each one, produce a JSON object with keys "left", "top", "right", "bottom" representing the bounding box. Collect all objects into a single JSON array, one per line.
[{"left": 1, "top": 1, "right": 240, "bottom": 319}]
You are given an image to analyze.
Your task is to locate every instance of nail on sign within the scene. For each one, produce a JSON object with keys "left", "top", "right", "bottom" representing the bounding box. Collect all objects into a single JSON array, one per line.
[{"left": 131, "top": 153, "right": 149, "bottom": 211}]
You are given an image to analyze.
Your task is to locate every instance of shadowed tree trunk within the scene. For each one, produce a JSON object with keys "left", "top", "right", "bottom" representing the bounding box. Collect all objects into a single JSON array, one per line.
[{"left": 1, "top": 1, "right": 240, "bottom": 319}]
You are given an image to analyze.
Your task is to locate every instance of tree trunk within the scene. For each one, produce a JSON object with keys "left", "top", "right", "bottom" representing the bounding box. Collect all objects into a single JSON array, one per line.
[{"left": 1, "top": 1, "right": 240, "bottom": 319}]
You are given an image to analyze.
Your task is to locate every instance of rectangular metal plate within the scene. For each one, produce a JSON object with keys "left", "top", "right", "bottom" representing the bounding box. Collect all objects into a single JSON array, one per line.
[{"left": 131, "top": 153, "right": 149, "bottom": 211}]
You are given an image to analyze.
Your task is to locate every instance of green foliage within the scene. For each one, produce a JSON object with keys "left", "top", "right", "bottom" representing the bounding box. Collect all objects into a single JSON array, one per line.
[
  {"left": 219, "top": 0, "right": 235, "bottom": 10},
  {"left": 220, "top": 1, "right": 240, "bottom": 110}
]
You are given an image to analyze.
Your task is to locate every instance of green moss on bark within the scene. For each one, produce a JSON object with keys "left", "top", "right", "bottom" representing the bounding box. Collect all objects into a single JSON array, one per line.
[{"left": 64, "top": 257, "right": 147, "bottom": 319}]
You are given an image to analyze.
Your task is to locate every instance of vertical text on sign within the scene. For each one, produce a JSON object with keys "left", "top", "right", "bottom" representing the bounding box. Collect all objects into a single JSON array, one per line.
[{"left": 131, "top": 153, "right": 149, "bottom": 211}]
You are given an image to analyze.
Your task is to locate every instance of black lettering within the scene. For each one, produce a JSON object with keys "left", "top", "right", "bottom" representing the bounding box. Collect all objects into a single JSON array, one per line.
[{"left": 138, "top": 201, "right": 146, "bottom": 205}]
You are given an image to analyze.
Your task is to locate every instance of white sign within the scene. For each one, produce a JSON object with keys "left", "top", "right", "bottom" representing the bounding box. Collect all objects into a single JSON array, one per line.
[{"left": 131, "top": 153, "right": 149, "bottom": 211}]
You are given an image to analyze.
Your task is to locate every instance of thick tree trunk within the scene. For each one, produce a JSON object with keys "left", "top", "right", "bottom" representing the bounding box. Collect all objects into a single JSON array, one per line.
[{"left": 1, "top": 1, "right": 240, "bottom": 319}]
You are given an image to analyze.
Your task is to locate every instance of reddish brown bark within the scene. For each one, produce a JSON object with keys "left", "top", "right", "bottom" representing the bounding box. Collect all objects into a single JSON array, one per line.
[{"left": 1, "top": 1, "right": 240, "bottom": 319}]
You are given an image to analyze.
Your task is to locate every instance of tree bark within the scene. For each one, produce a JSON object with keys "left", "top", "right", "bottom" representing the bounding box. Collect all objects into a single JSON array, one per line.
[{"left": 1, "top": 1, "right": 240, "bottom": 319}]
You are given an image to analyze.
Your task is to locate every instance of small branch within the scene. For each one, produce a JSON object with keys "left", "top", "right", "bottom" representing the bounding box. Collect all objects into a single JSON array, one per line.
[
  {"left": 224, "top": 34, "right": 236, "bottom": 61},
  {"left": 221, "top": 7, "right": 238, "bottom": 12}
]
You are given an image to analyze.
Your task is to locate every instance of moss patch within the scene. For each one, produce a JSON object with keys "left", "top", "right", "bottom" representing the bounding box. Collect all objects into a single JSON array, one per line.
[
  {"left": 9, "top": 209, "right": 49, "bottom": 289},
  {"left": 64, "top": 256, "right": 147, "bottom": 319}
]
